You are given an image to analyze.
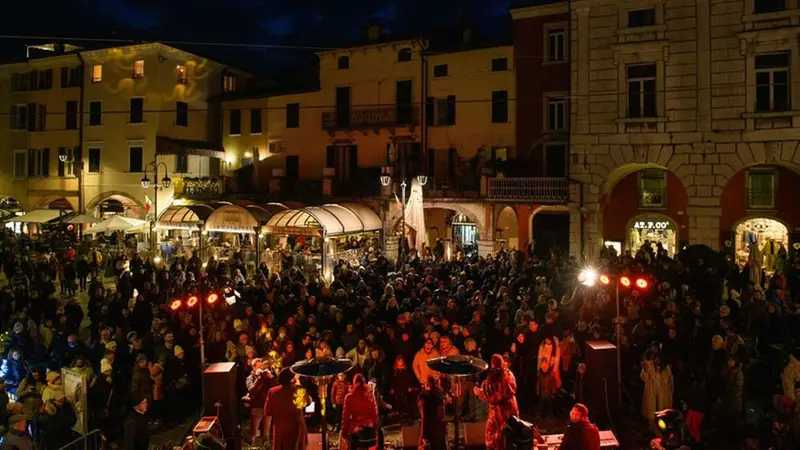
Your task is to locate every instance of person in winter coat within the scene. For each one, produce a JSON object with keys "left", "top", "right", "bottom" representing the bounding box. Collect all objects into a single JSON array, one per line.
[
  {"left": 339, "top": 374, "right": 379, "bottom": 450},
  {"left": 123, "top": 397, "right": 150, "bottom": 450},
  {"left": 129, "top": 354, "right": 152, "bottom": 407},
  {"left": 330, "top": 372, "right": 350, "bottom": 431},
  {"left": 15, "top": 368, "right": 45, "bottom": 419},
  {"left": 1, "top": 348, "right": 27, "bottom": 393},
  {"left": 245, "top": 358, "right": 274, "bottom": 444},
  {"left": 2, "top": 414, "right": 34, "bottom": 450},
  {"left": 41, "top": 371, "right": 65, "bottom": 416},
  {"left": 390, "top": 354, "right": 417, "bottom": 421},
  {"left": 90, "top": 360, "right": 116, "bottom": 441},
  {"left": 264, "top": 368, "right": 310, "bottom": 450},
  {"left": 148, "top": 356, "right": 165, "bottom": 424},
  {"left": 720, "top": 355, "right": 744, "bottom": 426},
  {"left": 345, "top": 339, "right": 370, "bottom": 372},
  {"left": 412, "top": 339, "right": 440, "bottom": 386},
  {"left": 781, "top": 351, "right": 800, "bottom": 401},
  {"left": 418, "top": 375, "right": 447, "bottom": 450},
  {"left": 641, "top": 356, "right": 673, "bottom": 430}
]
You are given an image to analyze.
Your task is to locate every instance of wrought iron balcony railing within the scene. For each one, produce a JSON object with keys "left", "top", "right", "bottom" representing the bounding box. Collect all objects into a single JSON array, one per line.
[
  {"left": 322, "top": 105, "right": 419, "bottom": 131},
  {"left": 487, "top": 177, "right": 569, "bottom": 202}
]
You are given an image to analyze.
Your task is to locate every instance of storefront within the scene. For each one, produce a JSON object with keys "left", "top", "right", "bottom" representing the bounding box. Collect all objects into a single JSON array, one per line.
[
  {"left": 624, "top": 216, "right": 678, "bottom": 256},
  {"left": 156, "top": 203, "right": 216, "bottom": 260},
  {"left": 262, "top": 203, "right": 382, "bottom": 281},
  {"left": 204, "top": 203, "right": 288, "bottom": 266},
  {"left": 733, "top": 217, "right": 789, "bottom": 271}
]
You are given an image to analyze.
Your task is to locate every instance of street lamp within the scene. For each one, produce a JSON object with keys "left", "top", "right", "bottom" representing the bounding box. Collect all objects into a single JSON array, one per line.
[
  {"left": 141, "top": 160, "right": 171, "bottom": 251},
  {"left": 379, "top": 174, "right": 428, "bottom": 264}
]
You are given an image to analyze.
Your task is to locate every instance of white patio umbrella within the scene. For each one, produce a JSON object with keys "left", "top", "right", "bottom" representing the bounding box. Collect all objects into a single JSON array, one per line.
[
  {"left": 63, "top": 214, "right": 101, "bottom": 225},
  {"left": 84, "top": 216, "right": 148, "bottom": 234}
]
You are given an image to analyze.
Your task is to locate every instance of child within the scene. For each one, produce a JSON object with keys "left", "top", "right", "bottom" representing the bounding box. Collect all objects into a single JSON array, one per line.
[
  {"left": 330, "top": 372, "right": 350, "bottom": 431},
  {"left": 390, "top": 354, "right": 417, "bottom": 422},
  {"left": 537, "top": 359, "right": 558, "bottom": 418}
]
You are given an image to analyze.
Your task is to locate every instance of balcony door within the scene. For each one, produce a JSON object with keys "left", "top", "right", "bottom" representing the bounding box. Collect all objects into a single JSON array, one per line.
[
  {"left": 396, "top": 80, "right": 413, "bottom": 125},
  {"left": 326, "top": 145, "right": 357, "bottom": 182},
  {"left": 335, "top": 87, "right": 351, "bottom": 128},
  {"left": 544, "top": 143, "right": 567, "bottom": 177}
]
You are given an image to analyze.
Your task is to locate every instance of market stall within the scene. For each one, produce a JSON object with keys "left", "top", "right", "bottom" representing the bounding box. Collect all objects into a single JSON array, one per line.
[
  {"left": 262, "top": 203, "right": 382, "bottom": 281},
  {"left": 156, "top": 203, "right": 216, "bottom": 261},
  {"left": 203, "top": 203, "right": 289, "bottom": 266}
]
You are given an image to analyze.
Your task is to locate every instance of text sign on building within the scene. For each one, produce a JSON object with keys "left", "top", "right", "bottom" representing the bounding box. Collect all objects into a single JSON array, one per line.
[{"left": 633, "top": 220, "right": 671, "bottom": 230}]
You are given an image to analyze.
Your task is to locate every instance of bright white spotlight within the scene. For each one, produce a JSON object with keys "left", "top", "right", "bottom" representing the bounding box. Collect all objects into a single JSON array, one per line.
[{"left": 579, "top": 268, "right": 598, "bottom": 287}]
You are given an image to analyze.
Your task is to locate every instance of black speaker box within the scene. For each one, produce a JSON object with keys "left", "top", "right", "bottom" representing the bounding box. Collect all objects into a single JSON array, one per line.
[
  {"left": 203, "top": 362, "right": 239, "bottom": 448},
  {"left": 583, "top": 340, "right": 619, "bottom": 420}
]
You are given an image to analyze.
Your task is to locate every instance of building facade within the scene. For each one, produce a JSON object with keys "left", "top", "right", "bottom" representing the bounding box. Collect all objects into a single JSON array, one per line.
[
  {"left": 0, "top": 43, "right": 241, "bottom": 219},
  {"left": 568, "top": 0, "right": 800, "bottom": 263}
]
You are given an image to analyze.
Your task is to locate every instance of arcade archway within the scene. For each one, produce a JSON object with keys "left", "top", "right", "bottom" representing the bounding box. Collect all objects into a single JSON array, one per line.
[
  {"left": 86, "top": 192, "right": 145, "bottom": 219},
  {"left": 733, "top": 217, "right": 788, "bottom": 271},
  {"left": 496, "top": 206, "right": 519, "bottom": 251}
]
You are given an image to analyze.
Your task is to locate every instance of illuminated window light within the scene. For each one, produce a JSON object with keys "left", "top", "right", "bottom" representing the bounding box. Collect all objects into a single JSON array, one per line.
[
  {"left": 176, "top": 65, "right": 187, "bottom": 84},
  {"left": 133, "top": 60, "right": 144, "bottom": 79},
  {"left": 92, "top": 65, "right": 102, "bottom": 83}
]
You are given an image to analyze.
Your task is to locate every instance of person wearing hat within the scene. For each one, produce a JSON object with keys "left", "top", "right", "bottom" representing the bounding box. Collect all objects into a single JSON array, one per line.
[
  {"left": 2, "top": 414, "right": 33, "bottom": 450},
  {"left": 129, "top": 354, "right": 152, "bottom": 408},
  {"left": 264, "top": 368, "right": 309, "bottom": 450},
  {"left": 473, "top": 354, "right": 519, "bottom": 450},
  {"left": 123, "top": 396, "right": 150, "bottom": 450},
  {"left": 90, "top": 358, "right": 116, "bottom": 441}
]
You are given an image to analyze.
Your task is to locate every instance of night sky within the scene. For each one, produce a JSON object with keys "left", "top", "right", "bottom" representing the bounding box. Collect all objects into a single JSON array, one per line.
[{"left": 1, "top": 0, "right": 532, "bottom": 74}]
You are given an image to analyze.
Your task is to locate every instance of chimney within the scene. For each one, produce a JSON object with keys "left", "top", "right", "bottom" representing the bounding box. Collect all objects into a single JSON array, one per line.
[{"left": 366, "top": 21, "right": 383, "bottom": 42}]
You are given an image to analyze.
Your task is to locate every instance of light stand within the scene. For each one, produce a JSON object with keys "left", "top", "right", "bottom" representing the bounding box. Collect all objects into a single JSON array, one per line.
[{"left": 140, "top": 161, "right": 171, "bottom": 252}]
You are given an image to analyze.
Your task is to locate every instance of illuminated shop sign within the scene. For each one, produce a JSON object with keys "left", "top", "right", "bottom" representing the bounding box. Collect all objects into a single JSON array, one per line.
[{"left": 633, "top": 220, "right": 671, "bottom": 230}]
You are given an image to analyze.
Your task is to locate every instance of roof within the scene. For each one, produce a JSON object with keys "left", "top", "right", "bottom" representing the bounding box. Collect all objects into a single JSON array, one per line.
[
  {"left": 11, "top": 209, "right": 63, "bottom": 224},
  {"left": 157, "top": 203, "right": 216, "bottom": 230},
  {"left": 205, "top": 203, "right": 289, "bottom": 233},
  {"left": 263, "top": 203, "right": 381, "bottom": 237}
]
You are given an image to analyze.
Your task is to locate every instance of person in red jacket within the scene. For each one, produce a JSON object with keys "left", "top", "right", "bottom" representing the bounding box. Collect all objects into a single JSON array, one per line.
[
  {"left": 339, "top": 374, "right": 378, "bottom": 450},
  {"left": 474, "top": 354, "right": 519, "bottom": 449},
  {"left": 329, "top": 372, "right": 351, "bottom": 431},
  {"left": 558, "top": 403, "right": 600, "bottom": 450}
]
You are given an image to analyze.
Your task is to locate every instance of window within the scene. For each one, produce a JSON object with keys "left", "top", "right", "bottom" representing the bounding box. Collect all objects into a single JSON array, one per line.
[
  {"left": 398, "top": 48, "right": 412, "bottom": 62},
  {"left": 223, "top": 74, "right": 236, "bottom": 93},
  {"left": 337, "top": 56, "right": 350, "bottom": 70},
  {"left": 492, "top": 57, "right": 508, "bottom": 72},
  {"left": 546, "top": 97, "right": 567, "bottom": 131},
  {"left": 60, "top": 66, "right": 81, "bottom": 88},
  {"left": 133, "top": 60, "right": 144, "bottom": 78},
  {"left": 130, "top": 98, "right": 144, "bottom": 123},
  {"left": 65, "top": 100, "right": 78, "bottom": 130},
  {"left": 58, "top": 148, "right": 76, "bottom": 177},
  {"left": 13, "top": 150, "right": 27, "bottom": 179},
  {"left": 491, "top": 90, "right": 509, "bottom": 123},
  {"left": 250, "top": 108, "right": 262, "bottom": 134},
  {"left": 10, "top": 104, "right": 27, "bottom": 130},
  {"left": 755, "top": 0, "right": 786, "bottom": 14},
  {"left": 27, "top": 103, "right": 36, "bottom": 132},
  {"left": 285, "top": 103, "right": 299, "bottom": 128},
  {"left": 429, "top": 96, "right": 456, "bottom": 126},
  {"left": 433, "top": 64, "right": 448, "bottom": 77},
  {"left": 92, "top": 64, "right": 102, "bottom": 83},
  {"left": 175, "top": 154, "right": 189, "bottom": 173},
  {"left": 176, "top": 65, "right": 187, "bottom": 84},
  {"left": 628, "top": 9, "right": 656, "bottom": 28},
  {"left": 229, "top": 109, "right": 241, "bottom": 135},
  {"left": 35, "top": 104, "right": 46, "bottom": 131},
  {"left": 627, "top": 64, "right": 657, "bottom": 118},
  {"left": 88, "top": 148, "right": 101, "bottom": 173},
  {"left": 29, "top": 148, "right": 49, "bottom": 177},
  {"left": 129, "top": 147, "right": 143, "bottom": 172},
  {"left": 546, "top": 27, "right": 566, "bottom": 62},
  {"left": 748, "top": 169, "right": 776, "bottom": 208},
  {"left": 640, "top": 169, "right": 666, "bottom": 207},
  {"left": 89, "top": 101, "right": 102, "bottom": 126},
  {"left": 176, "top": 101, "right": 188, "bottom": 127},
  {"left": 756, "top": 52, "right": 790, "bottom": 113}
]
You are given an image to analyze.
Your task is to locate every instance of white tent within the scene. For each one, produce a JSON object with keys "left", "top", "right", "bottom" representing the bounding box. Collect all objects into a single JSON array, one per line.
[
  {"left": 85, "top": 216, "right": 149, "bottom": 234},
  {"left": 12, "top": 209, "right": 63, "bottom": 223},
  {"left": 63, "top": 214, "right": 101, "bottom": 225},
  {"left": 404, "top": 178, "right": 426, "bottom": 255}
]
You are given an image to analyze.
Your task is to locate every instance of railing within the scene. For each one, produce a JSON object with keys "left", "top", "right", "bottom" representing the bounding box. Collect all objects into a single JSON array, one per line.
[
  {"left": 487, "top": 177, "right": 569, "bottom": 202},
  {"left": 424, "top": 176, "right": 481, "bottom": 197},
  {"left": 747, "top": 188, "right": 775, "bottom": 209},
  {"left": 58, "top": 429, "right": 107, "bottom": 450},
  {"left": 322, "top": 105, "right": 419, "bottom": 131},
  {"left": 175, "top": 176, "right": 225, "bottom": 199}
]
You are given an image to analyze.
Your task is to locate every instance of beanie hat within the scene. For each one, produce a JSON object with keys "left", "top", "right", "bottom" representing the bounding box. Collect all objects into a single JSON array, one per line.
[
  {"left": 491, "top": 353, "right": 504, "bottom": 369},
  {"left": 100, "top": 359, "right": 113, "bottom": 375},
  {"left": 135, "top": 353, "right": 148, "bottom": 364},
  {"left": 46, "top": 371, "right": 61, "bottom": 384},
  {"left": 174, "top": 345, "right": 184, "bottom": 356},
  {"left": 127, "top": 331, "right": 138, "bottom": 342},
  {"left": 106, "top": 341, "right": 118, "bottom": 352},
  {"left": 233, "top": 319, "right": 243, "bottom": 330}
]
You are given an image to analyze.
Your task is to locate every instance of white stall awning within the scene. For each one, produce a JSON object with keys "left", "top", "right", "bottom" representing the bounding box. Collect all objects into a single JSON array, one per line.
[
  {"left": 263, "top": 202, "right": 381, "bottom": 237},
  {"left": 157, "top": 204, "right": 216, "bottom": 230},
  {"left": 12, "top": 209, "right": 62, "bottom": 223}
]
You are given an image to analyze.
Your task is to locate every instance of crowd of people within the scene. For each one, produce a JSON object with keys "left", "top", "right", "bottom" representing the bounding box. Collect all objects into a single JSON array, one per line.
[{"left": 0, "top": 228, "right": 798, "bottom": 450}]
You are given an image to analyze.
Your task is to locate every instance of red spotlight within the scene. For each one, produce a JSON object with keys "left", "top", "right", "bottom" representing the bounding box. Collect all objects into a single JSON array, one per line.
[
  {"left": 620, "top": 276, "right": 631, "bottom": 288},
  {"left": 169, "top": 299, "right": 182, "bottom": 311},
  {"left": 186, "top": 295, "right": 199, "bottom": 308},
  {"left": 636, "top": 278, "right": 649, "bottom": 289},
  {"left": 599, "top": 275, "right": 611, "bottom": 286},
  {"left": 207, "top": 292, "right": 219, "bottom": 305}
]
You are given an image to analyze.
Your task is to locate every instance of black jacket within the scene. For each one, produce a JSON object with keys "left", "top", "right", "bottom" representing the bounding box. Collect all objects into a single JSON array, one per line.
[{"left": 123, "top": 410, "right": 150, "bottom": 450}]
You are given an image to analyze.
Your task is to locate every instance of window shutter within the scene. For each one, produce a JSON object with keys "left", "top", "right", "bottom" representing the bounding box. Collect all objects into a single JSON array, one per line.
[
  {"left": 426, "top": 97, "right": 434, "bottom": 126},
  {"left": 386, "top": 143, "right": 392, "bottom": 165},
  {"left": 348, "top": 145, "right": 358, "bottom": 179},
  {"left": 73, "top": 146, "right": 82, "bottom": 176},
  {"left": 45, "top": 69, "right": 53, "bottom": 89},
  {"left": 41, "top": 148, "right": 50, "bottom": 176},
  {"left": 9, "top": 105, "right": 15, "bottom": 129},
  {"left": 61, "top": 67, "right": 68, "bottom": 88},
  {"left": 28, "top": 149, "right": 35, "bottom": 176},
  {"left": 447, "top": 95, "right": 456, "bottom": 125},
  {"left": 58, "top": 148, "right": 65, "bottom": 177},
  {"left": 326, "top": 145, "right": 336, "bottom": 168},
  {"left": 27, "top": 103, "right": 36, "bottom": 131}
]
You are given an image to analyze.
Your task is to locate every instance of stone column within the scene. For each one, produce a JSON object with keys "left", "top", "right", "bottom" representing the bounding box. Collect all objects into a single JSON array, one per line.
[
  {"left": 688, "top": 206, "right": 721, "bottom": 249},
  {"left": 385, "top": 236, "right": 400, "bottom": 263},
  {"left": 477, "top": 240, "right": 494, "bottom": 258}
]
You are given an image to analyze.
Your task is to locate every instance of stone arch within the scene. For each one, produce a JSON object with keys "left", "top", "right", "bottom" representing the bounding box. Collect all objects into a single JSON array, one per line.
[
  {"left": 31, "top": 195, "right": 75, "bottom": 210},
  {"left": 588, "top": 144, "right": 677, "bottom": 199},
  {"left": 85, "top": 191, "right": 146, "bottom": 218},
  {"left": 387, "top": 200, "right": 486, "bottom": 239},
  {"left": 495, "top": 205, "right": 519, "bottom": 250}
]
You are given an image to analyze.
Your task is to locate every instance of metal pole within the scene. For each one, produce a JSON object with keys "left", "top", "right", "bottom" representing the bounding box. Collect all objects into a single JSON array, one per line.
[
  {"left": 615, "top": 281, "right": 622, "bottom": 408},
  {"left": 152, "top": 163, "right": 158, "bottom": 252},
  {"left": 400, "top": 180, "right": 407, "bottom": 265},
  {"left": 199, "top": 292, "right": 206, "bottom": 404}
]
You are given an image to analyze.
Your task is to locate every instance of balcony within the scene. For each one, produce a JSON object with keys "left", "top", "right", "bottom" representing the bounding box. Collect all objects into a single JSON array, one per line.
[
  {"left": 174, "top": 176, "right": 225, "bottom": 200},
  {"left": 322, "top": 105, "right": 419, "bottom": 131},
  {"left": 423, "top": 176, "right": 481, "bottom": 198},
  {"left": 487, "top": 177, "right": 569, "bottom": 203}
]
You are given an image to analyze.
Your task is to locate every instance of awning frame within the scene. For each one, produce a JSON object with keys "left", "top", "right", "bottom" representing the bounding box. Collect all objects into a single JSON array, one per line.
[{"left": 262, "top": 203, "right": 381, "bottom": 237}]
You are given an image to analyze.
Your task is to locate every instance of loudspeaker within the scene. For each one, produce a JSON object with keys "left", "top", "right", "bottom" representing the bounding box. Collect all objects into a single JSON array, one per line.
[
  {"left": 463, "top": 422, "right": 486, "bottom": 449},
  {"left": 397, "top": 426, "right": 420, "bottom": 449},
  {"left": 203, "top": 362, "right": 238, "bottom": 446},
  {"left": 583, "top": 340, "right": 619, "bottom": 420}
]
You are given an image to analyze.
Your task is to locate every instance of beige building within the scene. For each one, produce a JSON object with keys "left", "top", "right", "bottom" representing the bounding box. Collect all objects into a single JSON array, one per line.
[
  {"left": 0, "top": 42, "right": 245, "bottom": 219},
  {"left": 568, "top": 0, "right": 800, "bottom": 261},
  {"left": 222, "top": 26, "right": 516, "bottom": 254}
]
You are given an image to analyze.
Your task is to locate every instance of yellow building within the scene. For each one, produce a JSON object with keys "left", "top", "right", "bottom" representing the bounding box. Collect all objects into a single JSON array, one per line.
[
  {"left": 221, "top": 26, "right": 515, "bottom": 254},
  {"left": 0, "top": 42, "right": 247, "bottom": 219}
]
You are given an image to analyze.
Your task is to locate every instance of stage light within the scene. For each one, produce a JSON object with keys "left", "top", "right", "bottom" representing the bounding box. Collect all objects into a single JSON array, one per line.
[
  {"left": 207, "top": 292, "right": 219, "bottom": 304},
  {"left": 169, "top": 299, "right": 182, "bottom": 311},
  {"left": 599, "top": 274, "right": 611, "bottom": 286},
  {"left": 620, "top": 276, "right": 631, "bottom": 287},
  {"left": 579, "top": 268, "right": 598, "bottom": 286},
  {"left": 636, "top": 278, "right": 649, "bottom": 289},
  {"left": 186, "top": 295, "right": 198, "bottom": 308}
]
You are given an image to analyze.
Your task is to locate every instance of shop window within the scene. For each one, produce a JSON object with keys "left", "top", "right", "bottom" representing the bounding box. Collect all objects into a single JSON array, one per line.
[
  {"left": 639, "top": 169, "right": 666, "bottom": 207},
  {"left": 627, "top": 64, "right": 657, "bottom": 118},
  {"left": 629, "top": 219, "right": 676, "bottom": 256},
  {"left": 747, "top": 169, "right": 775, "bottom": 208},
  {"left": 754, "top": 0, "right": 786, "bottom": 14},
  {"left": 755, "top": 52, "right": 790, "bottom": 113}
]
